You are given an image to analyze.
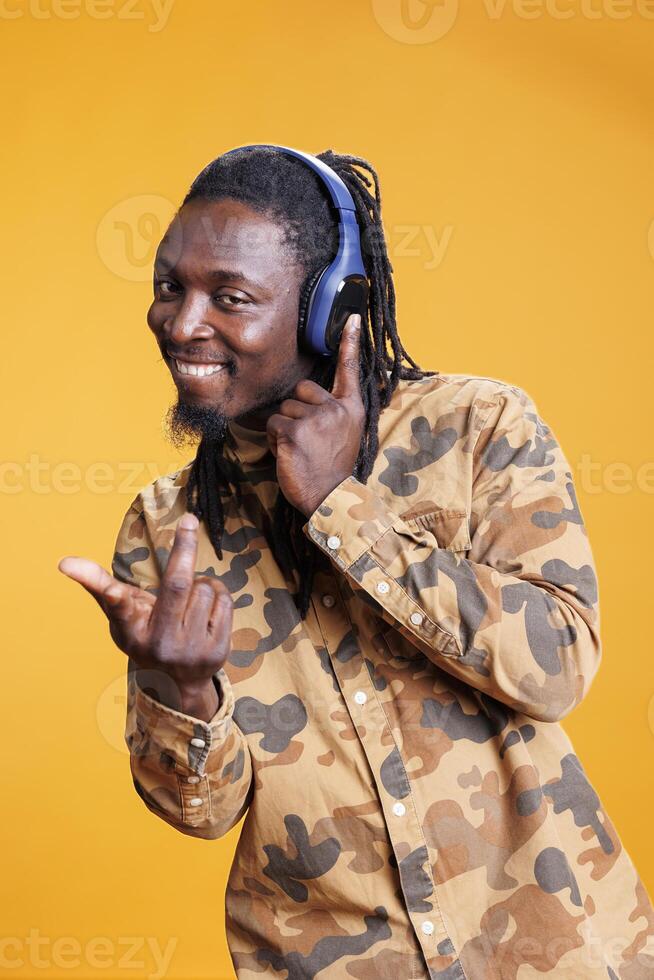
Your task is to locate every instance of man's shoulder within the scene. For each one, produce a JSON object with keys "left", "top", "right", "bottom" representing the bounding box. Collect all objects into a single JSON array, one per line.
[
  {"left": 124, "top": 459, "right": 194, "bottom": 524},
  {"left": 388, "top": 370, "right": 532, "bottom": 421}
]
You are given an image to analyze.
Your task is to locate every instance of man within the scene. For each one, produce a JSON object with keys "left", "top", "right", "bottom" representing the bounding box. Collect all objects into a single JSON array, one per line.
[{"left": 59, "top": 146, "right": 654, "bottom": 979}]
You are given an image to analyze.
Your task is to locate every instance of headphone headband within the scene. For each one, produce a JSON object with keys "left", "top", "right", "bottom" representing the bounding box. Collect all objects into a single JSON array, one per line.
[{"left": 221, "top": 143, "right": 357, "bottom": 213}]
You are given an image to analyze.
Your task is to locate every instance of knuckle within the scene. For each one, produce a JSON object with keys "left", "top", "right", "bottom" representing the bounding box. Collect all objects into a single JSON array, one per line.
[
  {"left": 166, "top": 577, "right": 189, "bottom": 594},
  {"left": 194, "top": 582, "right": 216, "bottom": 602}
]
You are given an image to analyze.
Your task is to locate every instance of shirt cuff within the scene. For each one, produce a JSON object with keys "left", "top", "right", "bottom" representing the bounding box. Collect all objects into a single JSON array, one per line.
[
  {"left": 302, "top": 475, "right": 397, "bottom": 570},
  {"left": 130, "top": 668, "right": 235, "bottom": 776}
]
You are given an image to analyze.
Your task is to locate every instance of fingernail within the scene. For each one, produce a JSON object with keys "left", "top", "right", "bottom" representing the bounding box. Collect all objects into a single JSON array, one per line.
[
  {"left": 351, "top": 314, "right": 361, "bottom": 330},
  {"left": 180, "top": 512, "right": 198, "bottom": 530}
]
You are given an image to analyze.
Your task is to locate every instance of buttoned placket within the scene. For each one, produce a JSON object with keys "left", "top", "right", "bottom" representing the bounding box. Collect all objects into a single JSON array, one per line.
[
  {"left": 224, "top": 454, "right": 462, "bottom": 974},
  {"left": 179, "top": 726, "right": 213, "bottom": 821},
  {"left": 308, "top": 566, "right": 459, "bottom": 977}
]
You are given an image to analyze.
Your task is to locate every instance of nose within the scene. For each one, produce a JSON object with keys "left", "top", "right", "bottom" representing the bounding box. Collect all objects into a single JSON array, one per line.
[{"left": 165, "top": 291, "right": 215, "bottom": 345}]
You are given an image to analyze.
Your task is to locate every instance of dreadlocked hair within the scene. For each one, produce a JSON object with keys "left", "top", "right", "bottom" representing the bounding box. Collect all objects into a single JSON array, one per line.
[{"left": 182, "top": 146, "right": 438, "bottom": 619}]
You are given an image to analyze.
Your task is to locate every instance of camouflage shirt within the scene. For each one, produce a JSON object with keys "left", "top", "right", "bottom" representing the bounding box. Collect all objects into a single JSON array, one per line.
[{"left": 112, "top": 372, "right": 654, "bottom": 979}]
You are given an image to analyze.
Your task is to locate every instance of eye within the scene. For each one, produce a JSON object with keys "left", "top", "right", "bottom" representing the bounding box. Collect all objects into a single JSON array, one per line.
[
  {"left": 215, "top": 292, "right": 249, "bottom": 307},
  {"left": 156, "top": 278, "right": 180, "bottom": 297}
]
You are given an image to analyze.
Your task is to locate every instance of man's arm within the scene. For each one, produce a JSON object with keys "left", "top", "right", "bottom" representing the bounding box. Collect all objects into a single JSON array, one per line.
[
  {"left": 303, "top": 384, "right": 601, "bottom": 723},
  {"left": 111, "top": 500, "right": 254, "bottom": 840}
]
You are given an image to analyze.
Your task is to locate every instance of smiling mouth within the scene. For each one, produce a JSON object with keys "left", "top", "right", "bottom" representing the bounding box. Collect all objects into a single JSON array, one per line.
[{"left": 171, "top": 357, "right": 227, "bottom": 379}]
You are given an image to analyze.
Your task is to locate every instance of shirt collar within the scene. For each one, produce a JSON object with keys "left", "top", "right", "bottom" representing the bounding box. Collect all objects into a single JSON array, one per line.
[{"left": 224, "top": 418, "right": 274, "bottom": 468}]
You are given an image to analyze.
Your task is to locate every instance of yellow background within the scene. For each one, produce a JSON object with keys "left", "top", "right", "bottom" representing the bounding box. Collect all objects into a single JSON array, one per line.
[{"left": 2, "top": 1, "right": 653, "bottom": 976}]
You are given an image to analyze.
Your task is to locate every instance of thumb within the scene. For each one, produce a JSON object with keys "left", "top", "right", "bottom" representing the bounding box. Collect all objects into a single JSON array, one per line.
[
  {"left": 58, "top": 556, "right": 134, "bottom": 618},
  {"left": 331, "top": 313, "right": 362, "bottom": 401}
]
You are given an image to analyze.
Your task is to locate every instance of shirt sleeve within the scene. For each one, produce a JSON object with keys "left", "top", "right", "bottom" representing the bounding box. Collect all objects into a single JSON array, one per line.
[
  {"left": 302, "top": 385, "right": 601, "bottom": 723},
  {"left": 111, "top": 498, "right": 254, "bottom": 839}
]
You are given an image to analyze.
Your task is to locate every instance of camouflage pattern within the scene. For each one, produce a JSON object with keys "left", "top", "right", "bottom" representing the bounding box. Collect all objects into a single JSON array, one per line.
[{"left": 112, "top": 372, "right": 654, "bottom": 979}]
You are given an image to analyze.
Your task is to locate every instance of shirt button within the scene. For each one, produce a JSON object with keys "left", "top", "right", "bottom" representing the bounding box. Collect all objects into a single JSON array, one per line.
[
  {"left": 421, "top": 921, "right": 435, "bottom": 936},
  {"left": 190, "top": 737, "right": 206, "bottom": 748},
  {"left": 189, "top": 797, "right": 204, "bottom": 807},
  {"left": 354, "top": 690, "right": 367, "bottom": 705},
  {"left": 187, "top": 776, "right": 200, "bottom": 784},
  {"left": 376, "top": 581, "right": 390, "bottom": 594},
  {"left": 392, "top": 802, "right": 406, "bottom": 816},
  {"left": 327, "top": 535, "right": 341, "bottom": 550},
  {"left": 321, "top": 594, "right": 336, "bottom": 608},
  {"left": 410, "top": 611, "right": 424, "bottom": 626}
]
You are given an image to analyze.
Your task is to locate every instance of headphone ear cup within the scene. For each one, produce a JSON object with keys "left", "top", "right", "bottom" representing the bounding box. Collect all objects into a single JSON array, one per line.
[{"left": 297, "top": 267, "right": 324, "bottom": 353}]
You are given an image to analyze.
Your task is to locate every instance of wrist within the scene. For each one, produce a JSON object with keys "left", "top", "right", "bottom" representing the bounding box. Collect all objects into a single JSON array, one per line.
[
  {"left": 302, "top": 472, "right": 353, "bottom": 519},
  {"left": 136, "top": 668, "right": 221, "bottom": 721},
  {"left": 178, "top": 677, "right": 221, "bottom": 721}
]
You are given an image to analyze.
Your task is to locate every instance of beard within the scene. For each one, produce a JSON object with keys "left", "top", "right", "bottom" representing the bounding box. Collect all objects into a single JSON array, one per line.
[
  {"left": 162, "top": 372, "right": 300, "bottom": 451},
  {"left": 163, "top": 400, "right": 230, "bottom": 450}
]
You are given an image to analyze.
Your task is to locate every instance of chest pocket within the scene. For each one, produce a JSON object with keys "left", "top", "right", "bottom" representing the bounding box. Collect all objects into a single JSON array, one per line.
[{"left": 398, "top": 506, "right": 471, "bottom": 554}]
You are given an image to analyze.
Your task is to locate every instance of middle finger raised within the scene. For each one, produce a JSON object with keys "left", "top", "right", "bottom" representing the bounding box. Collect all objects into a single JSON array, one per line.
[{"left": 150, "top": 512, "right": 200, "bottom": 638}]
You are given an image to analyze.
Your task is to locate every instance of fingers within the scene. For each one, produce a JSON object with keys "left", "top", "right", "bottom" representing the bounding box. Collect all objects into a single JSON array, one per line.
[
  {"left": 266, "top": 413, "right": 294, "bottom": 458},
  {"left": 208, "top": 582, "right": 233, "bottom": 638},
  {"left": 183, "top": 576, "right": 217, "bottom": 631},
  {"left": 331, "top": 313, "right": 362, "bottom": 401},
  {"left": 149, "top": 512, "right": 199, "bottom": 638},
  {"left": 290, "top": 379, "right": 330, "bottom": 406},
  {"left": 184, "top": 576, "right": 233, "bottom": 643},
  {"left": 277, "top": 398, "right": 311, "bottom": 420}
]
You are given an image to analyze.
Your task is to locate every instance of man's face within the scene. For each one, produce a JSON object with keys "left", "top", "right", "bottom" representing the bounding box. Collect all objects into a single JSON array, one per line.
[{"left": 147, "top": 197, "right": 319, "bottom": 442}]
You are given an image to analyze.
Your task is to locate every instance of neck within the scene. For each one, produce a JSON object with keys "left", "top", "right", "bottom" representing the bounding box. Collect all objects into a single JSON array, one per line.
[{"left": 235, "top": 405, "right": 280, "bottom": 431}]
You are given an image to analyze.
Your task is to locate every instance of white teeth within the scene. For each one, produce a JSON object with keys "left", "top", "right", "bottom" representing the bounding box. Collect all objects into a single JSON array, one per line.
[{"left": 174, "top": 359, "right": 224, "bottom": 377}]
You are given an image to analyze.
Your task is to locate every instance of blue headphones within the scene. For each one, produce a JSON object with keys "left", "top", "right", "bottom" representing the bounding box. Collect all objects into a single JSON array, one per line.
[{"left": 221, "top": 144, "right": 369, "bottom": 357}]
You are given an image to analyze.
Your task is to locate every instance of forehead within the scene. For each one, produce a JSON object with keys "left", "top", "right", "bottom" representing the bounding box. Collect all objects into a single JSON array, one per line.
[{"left": 155, "top": 197, "right": 295, "bottom": 276}]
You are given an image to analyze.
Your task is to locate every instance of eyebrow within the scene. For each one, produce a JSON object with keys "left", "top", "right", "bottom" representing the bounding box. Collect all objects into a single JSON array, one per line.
[{"left": 154, "top": 255, "right": 269, "bottom": 293}]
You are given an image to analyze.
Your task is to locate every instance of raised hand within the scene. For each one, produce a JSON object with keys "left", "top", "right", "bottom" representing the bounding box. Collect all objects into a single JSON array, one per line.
[
  {"left": 58, "top": 512, "right": 233, "bottom": 720},
  {"left": 266, "top": 313, "right": 365, "bottom": 518}
]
